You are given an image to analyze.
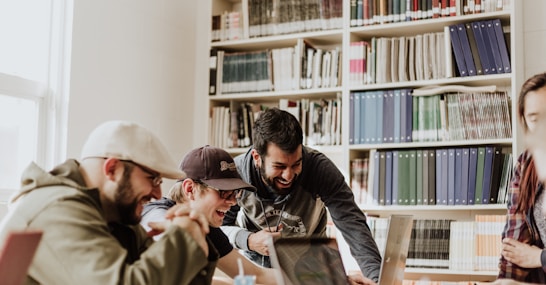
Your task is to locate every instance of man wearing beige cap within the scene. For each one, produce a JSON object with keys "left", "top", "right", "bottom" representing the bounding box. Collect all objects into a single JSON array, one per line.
[{"left": 0, "top": 121, "right": 217, "bottom": 285}]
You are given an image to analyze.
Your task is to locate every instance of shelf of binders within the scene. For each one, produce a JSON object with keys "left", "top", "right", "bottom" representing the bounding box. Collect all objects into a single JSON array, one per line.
[
  {"left": 346, "top": 4, "right": 514, "bottom": 157},
  {"left": 350, "top": 10, "right": 510, "bottom": 38}
]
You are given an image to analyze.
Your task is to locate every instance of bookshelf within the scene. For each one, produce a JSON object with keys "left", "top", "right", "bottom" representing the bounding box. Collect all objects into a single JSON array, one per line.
[{"left": 205, "top": 0, "right": 524, "bottom": 282}]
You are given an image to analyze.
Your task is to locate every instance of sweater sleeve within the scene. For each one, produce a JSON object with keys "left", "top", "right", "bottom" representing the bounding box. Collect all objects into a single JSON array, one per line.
[
  {"left": 304, "top": 148, "right": 382, "bottom": 281},
  {"left": 221, "top": 225, "right": 253, "bottom": 251},
  {"left": 27, "top": 194, "right": 213, "bottom": 285}
]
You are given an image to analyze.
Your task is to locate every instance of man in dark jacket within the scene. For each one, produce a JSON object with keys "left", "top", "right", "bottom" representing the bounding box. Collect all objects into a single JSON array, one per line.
[{"left": 221, "top": 108, "right": 382, "bottom": 284}]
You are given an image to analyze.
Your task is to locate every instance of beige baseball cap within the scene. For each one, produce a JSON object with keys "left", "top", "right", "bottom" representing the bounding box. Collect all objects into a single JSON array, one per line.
[{"left": 80, "top": 120, "right": 185, "bottom": 179}]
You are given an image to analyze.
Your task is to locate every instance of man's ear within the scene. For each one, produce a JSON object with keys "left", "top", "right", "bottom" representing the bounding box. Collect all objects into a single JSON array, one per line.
[
  {"left": 251, "top": 149, "right": 261, "bottom": 168},
  {"left": 182, "top": 178, "right": 196, "bottom": 200},
  {"left": 103, "top": 158, "right": 122, "bottom": 182}
]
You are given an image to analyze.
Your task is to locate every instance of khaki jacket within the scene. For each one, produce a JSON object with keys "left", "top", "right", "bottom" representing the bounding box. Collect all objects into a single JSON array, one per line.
[{"left": 0, "top": 159, "right": 217, "bottom": 285}]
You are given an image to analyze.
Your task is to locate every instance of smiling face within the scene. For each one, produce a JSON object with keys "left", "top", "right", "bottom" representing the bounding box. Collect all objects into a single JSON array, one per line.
[
  {"left": 252, "top": 143, "right": 302, "bottom": 196},
  {"left": 114, "top": 160, "right": 162, "bottom": 225},
  {"left": 186, "top": 180, "right": 238, "bottom": 227}
]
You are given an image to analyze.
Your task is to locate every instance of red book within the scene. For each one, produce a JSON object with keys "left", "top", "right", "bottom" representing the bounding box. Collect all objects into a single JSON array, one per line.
[
  {"left": 449, "top": 0, "right": 456, "bottom": 16},
  {"left": 413, "top": 0, "right": 419, "bottom": 20},
  {"left": 440, "top": 0, "right": 449, "bottom": 16},
  {"left": 432, "top": 0, "right": 440, "bottom": 18}
]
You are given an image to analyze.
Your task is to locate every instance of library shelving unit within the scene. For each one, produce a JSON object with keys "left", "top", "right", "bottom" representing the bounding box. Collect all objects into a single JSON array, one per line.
[{"left": 204, "top": 0, "right": 524, "bottom": 282}]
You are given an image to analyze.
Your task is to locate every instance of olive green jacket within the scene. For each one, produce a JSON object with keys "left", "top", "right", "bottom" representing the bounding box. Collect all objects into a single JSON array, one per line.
[{"left": 0, "top": 159, "right": 218, "bottom": 285}]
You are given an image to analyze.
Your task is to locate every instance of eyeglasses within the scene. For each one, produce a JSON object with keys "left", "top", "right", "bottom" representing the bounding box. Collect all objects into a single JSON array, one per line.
[
  {"left": 217, "top": 189, "right": 242, "bottom": 200},
  {"left": 122, "top": 160, "right": 163, "bottom": 187},
  {"left": 196, "top": 180, "right": 241, "bottom": 200}
]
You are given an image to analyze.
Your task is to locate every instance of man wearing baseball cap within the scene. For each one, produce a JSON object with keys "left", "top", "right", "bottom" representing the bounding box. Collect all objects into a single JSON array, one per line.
[
  {"left": 141, "top": 146, "right": 277, "bottom": 284},
  {"left": 0, "top": 120, "right": 217, "bottom": 285}
]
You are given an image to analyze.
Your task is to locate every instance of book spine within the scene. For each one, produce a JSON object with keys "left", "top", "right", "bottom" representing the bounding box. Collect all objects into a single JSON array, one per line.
[
  {"left": 392, "top": 150, "right": 399, "bottom": 205},
  {"left": 449, "top": 24, "right": 468, "bottom": 77},
  {"left": 385, "top": 151, "right": 393, "bottom": 205},
  {"left": 456, "top": 23, "right": 477, "bottom": 76},
  {"left": 492, "top": 18, "right": 511, "bottom": 73},
  {"left": 484, "top": 20, "right": 504, "bottom": 74}
]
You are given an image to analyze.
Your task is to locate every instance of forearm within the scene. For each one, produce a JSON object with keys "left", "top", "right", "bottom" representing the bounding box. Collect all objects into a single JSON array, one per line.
[
  {"left": 221, "top": 225, "right": 253, "bottom": 250},
  {"left": 327, "top": 197, "right": 381, "bottom": 280},
  {"left": 127, "top": 226, "right": 212, "bottom": 284}
]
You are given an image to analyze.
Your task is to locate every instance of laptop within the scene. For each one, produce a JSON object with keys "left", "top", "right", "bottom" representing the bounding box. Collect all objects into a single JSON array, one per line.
[
  {"left": 268, "top": 214, "right": 413, "bottom": 285},
  {"left": 0, "top": 230, "right": 43, "bottom": 285},
  {"left": 268, "top": 237, "right": 348, "bottom": 285},
  {"left": 377, "top": 214, "right": 414, "bottom": 285}
]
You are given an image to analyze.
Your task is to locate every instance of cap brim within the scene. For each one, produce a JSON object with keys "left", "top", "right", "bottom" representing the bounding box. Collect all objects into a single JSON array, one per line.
[
  {"left": 158, "top": 168, "right": 186, "bottom": 180},
  {"left": 203, "top": 178, "right": 256, "bottom": 192}
]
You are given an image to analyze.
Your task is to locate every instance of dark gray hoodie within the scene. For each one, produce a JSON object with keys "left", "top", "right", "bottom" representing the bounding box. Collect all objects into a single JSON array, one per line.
[{"left": 221, "top": 146, "right": 381, "bottom": 281}]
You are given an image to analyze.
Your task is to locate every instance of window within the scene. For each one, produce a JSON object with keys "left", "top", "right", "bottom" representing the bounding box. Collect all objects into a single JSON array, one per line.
[{"left": 0, "top": 0, "right": 72, "bottom": 201}]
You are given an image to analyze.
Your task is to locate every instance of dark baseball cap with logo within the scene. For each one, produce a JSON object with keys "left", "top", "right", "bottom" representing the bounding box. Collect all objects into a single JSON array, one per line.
[{"left": 179, "top": 145, "right": 256, "bottom": 192}]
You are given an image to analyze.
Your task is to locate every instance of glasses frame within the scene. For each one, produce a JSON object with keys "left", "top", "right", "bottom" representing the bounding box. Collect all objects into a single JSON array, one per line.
[
  {"left": 121, "top": 160, "right": 163, "bottom": 187},
  {"left": 195, "top": 180, "right": 242, "bottom": 200}
]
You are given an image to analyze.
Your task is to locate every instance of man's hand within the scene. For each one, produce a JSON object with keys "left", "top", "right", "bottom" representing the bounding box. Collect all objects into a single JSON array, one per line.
[
  {"left": 501, "top": 238, "right": 542, "bottom": 268},
  {"left": 154, "top": 204, "right": 210, "bottom": 256},
  {"left": 146, "top": 220, "right": 170, "bottom": 237},
  {"left": 248, "top": 225, "right": 283, "bottom": 256},
  {"left": 347, "top": 270, "right": 377, "bottom": 285},
  {"left": 165, "top": 204, "right": 209, "bottom": 234}
]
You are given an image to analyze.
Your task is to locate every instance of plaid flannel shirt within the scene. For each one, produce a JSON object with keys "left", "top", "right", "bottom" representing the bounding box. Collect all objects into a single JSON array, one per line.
[{"left": 498, "top": 150, "right": 546, "bottom": 282}]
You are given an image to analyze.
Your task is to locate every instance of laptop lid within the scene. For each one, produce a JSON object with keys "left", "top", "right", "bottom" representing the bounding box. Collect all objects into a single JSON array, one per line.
[
  {"left": 268, "top": 214, "right": 413, "bottom": 285},
  {"left": 377, "top": 214, "right": 414, "bottom": 285},
  {"left": 268, "top": 237, "right": 348, "bottom": 285},
  {"left": 0, "top": 230, "right": 43, "bottom": 285}
]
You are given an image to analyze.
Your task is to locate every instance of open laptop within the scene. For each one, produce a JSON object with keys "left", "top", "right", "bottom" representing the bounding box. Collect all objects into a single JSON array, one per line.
[
  {"left": 268, "top": 214, "right": 413, "bottom": 285},
  {"left": 377, "top": 214, "right": 414, "bottom": 285},
  {"left": 269, "top": 237, "right": 348, "bottom": 285},
  {"left": 0, "top": 230, "right": 43, "bottom": 285}
]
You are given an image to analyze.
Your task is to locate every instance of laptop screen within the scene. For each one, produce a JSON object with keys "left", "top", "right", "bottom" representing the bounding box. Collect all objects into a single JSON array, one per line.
[
  {"left": 378, "top": 215, "right": 413, "bottom": 285},
  {"left": 268, "top": 237, "right": 348, "bottom": 285},
  {"left": 268, "top": 214, "right": 413, "bottom": 285}
]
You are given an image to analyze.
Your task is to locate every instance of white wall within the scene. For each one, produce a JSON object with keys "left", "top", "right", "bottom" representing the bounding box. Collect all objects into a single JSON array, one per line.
[
  {"left": 522, "top": 0, "right": 546, "bottom": 77},
  {"left": 67, "top": 0, "right": 199, "bottom": 175}
]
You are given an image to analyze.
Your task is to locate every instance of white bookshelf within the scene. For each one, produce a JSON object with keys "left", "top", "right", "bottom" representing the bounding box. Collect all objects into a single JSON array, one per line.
[{"left": 205, "top": 0, "right": 523, "bottom": 282}]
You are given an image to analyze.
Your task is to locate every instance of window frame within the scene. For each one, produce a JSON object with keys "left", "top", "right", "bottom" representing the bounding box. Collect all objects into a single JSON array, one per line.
[{"left": 0, "top": 0, "right": 72, "bottom": 203}]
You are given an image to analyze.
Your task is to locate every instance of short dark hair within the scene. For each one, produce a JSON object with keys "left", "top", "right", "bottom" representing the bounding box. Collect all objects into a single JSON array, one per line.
[
  {"left": 518, "top": 72, "right": 546, "bottom": 132},
  {"left": 252, "top": 108, "right": 303, "bottom": 156}
]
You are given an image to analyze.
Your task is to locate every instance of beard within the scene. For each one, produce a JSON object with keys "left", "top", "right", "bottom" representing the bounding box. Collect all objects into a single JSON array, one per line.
[
  {"left": 115, "top": 171, "right": 141, "bottom": 225},
  {"left": 258, "top": 162, "right": 297, "bottom": 196}
]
